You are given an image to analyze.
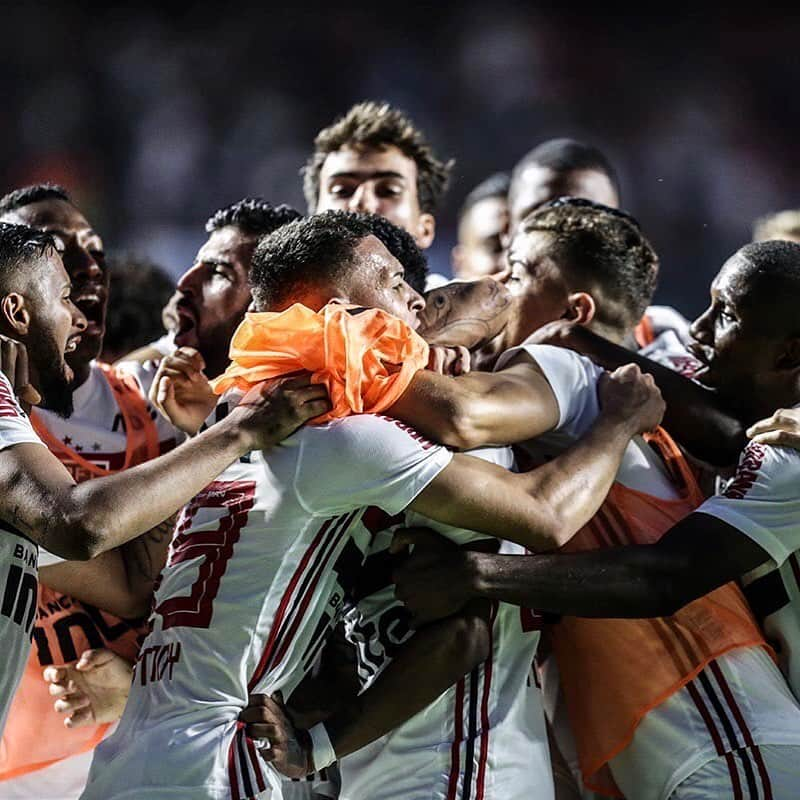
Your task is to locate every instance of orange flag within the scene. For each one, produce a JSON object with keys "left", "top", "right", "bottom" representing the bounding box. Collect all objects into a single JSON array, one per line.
[{"left": 211, "top": 303, "right": 429, "bottom": 423}]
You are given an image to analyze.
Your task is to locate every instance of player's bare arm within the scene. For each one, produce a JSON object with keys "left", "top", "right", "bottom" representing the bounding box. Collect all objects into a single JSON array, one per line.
[
  {"left": 530, "top": 320, "right": 745, "bottom": 465},
  {"left": 38, "top": 514, "right": 177, "bottom": 618},
  {"left": 394, "top": 513, "right": 770, "bottom": 626},
  {"left": 243, "top": 598, "right": 492, "bottom": 776},
  {"left": 387, "top": 354, "right": 561, "bottom": 451},
  {"left": 405, "top": 364, "right": 664, "bottom": 552},
  {"left": 0, "top": 375, "right": 328, "bottom": 560}
]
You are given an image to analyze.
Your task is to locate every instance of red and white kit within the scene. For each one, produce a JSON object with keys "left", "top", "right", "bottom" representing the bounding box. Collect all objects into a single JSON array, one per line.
[
  {"left": 80, "top": 408, "right": 451, "bottom": 800},
  {"left": 339, "top": 446, "right": 554, "bottom": 800}
]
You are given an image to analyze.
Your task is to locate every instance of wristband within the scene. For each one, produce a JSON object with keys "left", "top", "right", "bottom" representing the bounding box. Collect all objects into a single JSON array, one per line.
[{"left": 308, "top": 722, "right": 336, "bottom": 771}]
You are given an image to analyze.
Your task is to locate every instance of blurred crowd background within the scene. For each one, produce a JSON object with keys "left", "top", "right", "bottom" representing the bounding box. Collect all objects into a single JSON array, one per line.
[{"left": 1, "top": 2, "right": 798, "bottom": 317}]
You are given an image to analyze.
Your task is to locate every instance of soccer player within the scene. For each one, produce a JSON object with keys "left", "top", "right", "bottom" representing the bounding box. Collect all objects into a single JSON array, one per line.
[
  {"left": 0, "top": 220, "right": 328, "bottom": 742},
  {"left": 394, "top": 236, "right": 800, "bottom": 798},
  {"left": 304, "top": 101, "right": 453, "bottom": 292},
  {"left": 79, "top": 211, "right": 662, "bottom": 800},
  {"left": 508, "top": 139, "right": 691, "bottom": 353},
  {"left": 451, "top": 172, "right": 510, "bottom": 281}
]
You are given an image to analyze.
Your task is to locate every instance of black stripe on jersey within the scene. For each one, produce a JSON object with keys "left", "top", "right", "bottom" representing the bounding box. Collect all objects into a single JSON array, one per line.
[
  {"left": 235, "top": 729, "right": 255, "bottom": 799},
  {"left": 698, "top": 669, "right": 759, "bottom": 796},
  {"left": 461, "top": 667, "right": 480, "bottom": 800},
  {"left": 743, "top": 568, "right": 790, "bottom": 624}
]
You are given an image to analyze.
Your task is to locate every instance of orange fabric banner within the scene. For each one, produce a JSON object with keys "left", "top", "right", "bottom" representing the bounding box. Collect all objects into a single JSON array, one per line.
[
  {"left": 211, "top": 303, "right": 429, "bottom": 423},
  {"left": 551, "top": 429, "right": 768, "bottom": 797}
]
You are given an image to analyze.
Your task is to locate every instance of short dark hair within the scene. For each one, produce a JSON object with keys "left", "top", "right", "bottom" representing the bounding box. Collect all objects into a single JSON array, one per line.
[
  {"left": 520, "top": 197, "right": 658, "bottom": 332},
  {"left": 459, "top": 172, "right": 511, "bottom": 220},
  {"left": 350, "top": 212, "right": 428, "bottom": 294},
  {"left": 0, "top": 184, "right": 72, "bottom": 216},
  {"left": 511, "top": 138, "right": 620, "bottom": 199},
  {"left": 303, "top": 101, "right": 453, "bottom": 214},
  {"left": 205, "top": 198, "right": 301, "bottom": 237},
  {"left": 101, "top": 254, "right": 175, "bottom": 362},
  {"left": 733, "top": 240, "right": 800, "bottom": 335},
  {"left": 250, "top": 211, "right": 373, "bottom": 311},
  {"left": 0, "top": 222, "right": 56, "bottom": 293}
]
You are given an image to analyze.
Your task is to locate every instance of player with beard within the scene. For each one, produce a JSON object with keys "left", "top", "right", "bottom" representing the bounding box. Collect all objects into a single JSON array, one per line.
[
  {"left": 0, "top": 220, "right": 328, "bottom": 750},
  {"left": 452, "top": 172, "right": 511, "bottom": 281},
  {"left": 303, "top": 101, "right": 452, "bottom": 292},
  {"left": 79, "top": 211, "right": 661, "bottom": 800},
  {"left": 508, "top": 139, "right": 691, "bottom": 359}
]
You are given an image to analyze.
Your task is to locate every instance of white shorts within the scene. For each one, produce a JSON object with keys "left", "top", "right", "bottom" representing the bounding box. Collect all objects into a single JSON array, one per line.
[{"left": 669, "top": 745, "right": 800, "bottom": 799}]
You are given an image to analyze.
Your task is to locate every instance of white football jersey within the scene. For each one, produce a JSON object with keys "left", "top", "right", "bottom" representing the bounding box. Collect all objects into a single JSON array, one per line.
[
  {"left": 81, "top": 410, "right": 451, "bottom": 800},
  {"left": 0, "top": 372, "right": 47, "bottom": 735},
  {"left": 700, "top": 427, "right": 800, "bottom": 701},
  {"left": 496, "top": 343, "right": 800, "bottom": 798},
  {"left": 339, "top": 446, "right": 554, "bottom": 800}
]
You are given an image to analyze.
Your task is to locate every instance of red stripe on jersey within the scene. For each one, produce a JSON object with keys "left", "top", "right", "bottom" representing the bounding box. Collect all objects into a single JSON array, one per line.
[
  {"left": 247, "top": 515, "right": 338, "bottom": 691},
  {"left": 245, "top": 733, "right": 267, "bottom": 793},
  {"left": 475, "top": 602, "right": 498, "bottom": 800},
  {"left": 228, "top": 723, "right": 243, "bottom": 800},
  {"left": 0, "top": 378, "right": 21, "bottom": 418},
  {"left": 447, "top": 678, "right": 466, "bottom": 800},
  {"left": 269, "top": 510, "right": 359, "bottom": 671}
]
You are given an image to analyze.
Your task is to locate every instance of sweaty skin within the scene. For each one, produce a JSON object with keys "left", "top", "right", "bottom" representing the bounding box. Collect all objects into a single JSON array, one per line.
[{"left": 418, "top": 277, "right": 512, "bottom": 350}]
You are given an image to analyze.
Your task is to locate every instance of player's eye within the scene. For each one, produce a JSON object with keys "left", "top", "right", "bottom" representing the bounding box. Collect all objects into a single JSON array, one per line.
[
  {"left": 330, "top": 183, "right": 354, "bottom": 198},
  {"left": 377, "top": 183, "right": 403, "bottom": 198}
]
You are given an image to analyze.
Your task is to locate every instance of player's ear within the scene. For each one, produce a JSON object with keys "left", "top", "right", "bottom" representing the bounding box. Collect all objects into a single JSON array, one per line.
[
  {"left": 416, "top": 213, "right": 436, "bottom": 250},
  {"left": 563, "top": 292, "right": 596, "bottom": 325},
  {"left": 0, "top": 293, "right": 31, "bottom": 337}
]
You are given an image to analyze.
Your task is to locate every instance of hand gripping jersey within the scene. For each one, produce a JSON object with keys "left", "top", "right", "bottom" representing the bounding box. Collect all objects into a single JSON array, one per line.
[
  {"left": 496, "top": 343, "right": 800, "bottom": 800},
  {"left": 0, "top": 373, "right": 47, "bottom": 736},
  {"left": 338, "top": 446, "right": 554, "bottom": 800},
  {"left": 0, "top": 360, "right": 182, "bottom": 800},
  {"left": 80, "top": 410, "right": 451, "bottom": 800}
]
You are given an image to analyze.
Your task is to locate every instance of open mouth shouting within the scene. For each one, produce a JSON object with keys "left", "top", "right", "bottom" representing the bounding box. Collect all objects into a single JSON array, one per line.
[
  {"left": 174, "top": 299, "right": 199, "bottom": 346},
  {"left": 72, "top": 284, "right": 108, "bottom": 337}
]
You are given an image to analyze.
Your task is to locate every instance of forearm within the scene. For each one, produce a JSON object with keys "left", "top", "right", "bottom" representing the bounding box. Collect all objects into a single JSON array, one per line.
[
  {"left": 388, "top": 367, "right": 558, "bottom": 451},
  {"left": 118, "top": 515, "right": 177, "bottom": 611},
  {"left": 466, "top": 547, "right": 693, "bottom": 618},
  {"left": 512, "top": 416, "right": 636, "bottom": 550},
  {"left": 560, "top": 326, "right": 744, "bottom": 465},
  {"left": 326, "top": 600, "right": 490, "bottom": 758},
  {"left": 57, "top": 419, "right": 248, "bottom": 558}
]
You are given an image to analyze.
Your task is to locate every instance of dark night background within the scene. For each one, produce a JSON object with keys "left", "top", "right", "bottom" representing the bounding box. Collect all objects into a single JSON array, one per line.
[{"left": 1, "top": 2, "right": 798, "bottom": 318}]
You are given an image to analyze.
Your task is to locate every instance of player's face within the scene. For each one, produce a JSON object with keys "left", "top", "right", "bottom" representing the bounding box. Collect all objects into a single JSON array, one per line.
[
  {"left": 2, "top": 199, "right": 107, "bottom": 370},
  {"left": 26, "top": 250, "right": 87, "bottom": 416},
  {"left": 175, "top": 226, "right": 255, "bottom": 377},
  {"left": 509, "top": 166, "right": 619, "bottom": 232},
  {"left": 342, "top": 235, "right": 425, "bottom": 329},
  {"left": 689, "top": 255, "right": 781, "bottom": 422},
  {"left": 316, "top": 145, "right": 435, "bottom": 249},
  {"left": 501, "top": 230, "right": 572, "bottom": 347},
  {"left": 453, "top": 197, "right": 509, "bottom": 280}
]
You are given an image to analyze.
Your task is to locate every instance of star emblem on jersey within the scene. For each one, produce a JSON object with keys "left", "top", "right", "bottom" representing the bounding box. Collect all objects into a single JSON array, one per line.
[
  {"left": 92, "top": 442, "right": 101, "bottom": 451},
  {"left": 62, "top": 436, "right": 72, "bottom": 445}
]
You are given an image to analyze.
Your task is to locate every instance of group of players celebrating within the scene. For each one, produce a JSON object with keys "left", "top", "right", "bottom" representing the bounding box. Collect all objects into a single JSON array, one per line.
[{"left": 0, "top": 101, "right": 800, "bottom": 800}]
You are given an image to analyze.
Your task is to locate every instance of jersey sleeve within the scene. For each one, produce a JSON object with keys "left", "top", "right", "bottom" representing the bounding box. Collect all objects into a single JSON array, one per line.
[
  {"left": 698, "top": 441, "right": 800, "bottom": 568},
  {"left": 0, "top": 373, "right": 45, "bottom": 452},
  {"left": 495, "top": 342, "right": 604, "bottom": 439},
  {"left": 293, "top": 414, "right": 453, "bottom": 516}
]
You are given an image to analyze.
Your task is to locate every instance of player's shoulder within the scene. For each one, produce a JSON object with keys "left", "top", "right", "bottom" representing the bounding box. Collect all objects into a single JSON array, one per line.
[
  {"left": 300, "top": 413, "right": 437, "bottom": 452},
  {"left": 723, "top": 438, "right": 800, "bottom": 500},
  {"left": 0, "top": 371, "right": 25, "bottom": 418},
  {"left": 495, "top": 340, "right": 601, "bottom": 380}
]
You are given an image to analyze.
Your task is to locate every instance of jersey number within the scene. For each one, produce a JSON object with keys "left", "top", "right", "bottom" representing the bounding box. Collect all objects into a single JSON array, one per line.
[{"left": 156, "top": 480, "right": 256, "bottom": 630}]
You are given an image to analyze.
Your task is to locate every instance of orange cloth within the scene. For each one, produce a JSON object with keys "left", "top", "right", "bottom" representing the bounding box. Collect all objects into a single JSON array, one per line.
[
  {"left": 211, "top": 303, "right": 429, "bottom": 423},
  {"left": 551, "top": 428, "right": 768, "bottom": 797},
  {"left": 0, "top": 364, "right": 160, "bottom": 782}
]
